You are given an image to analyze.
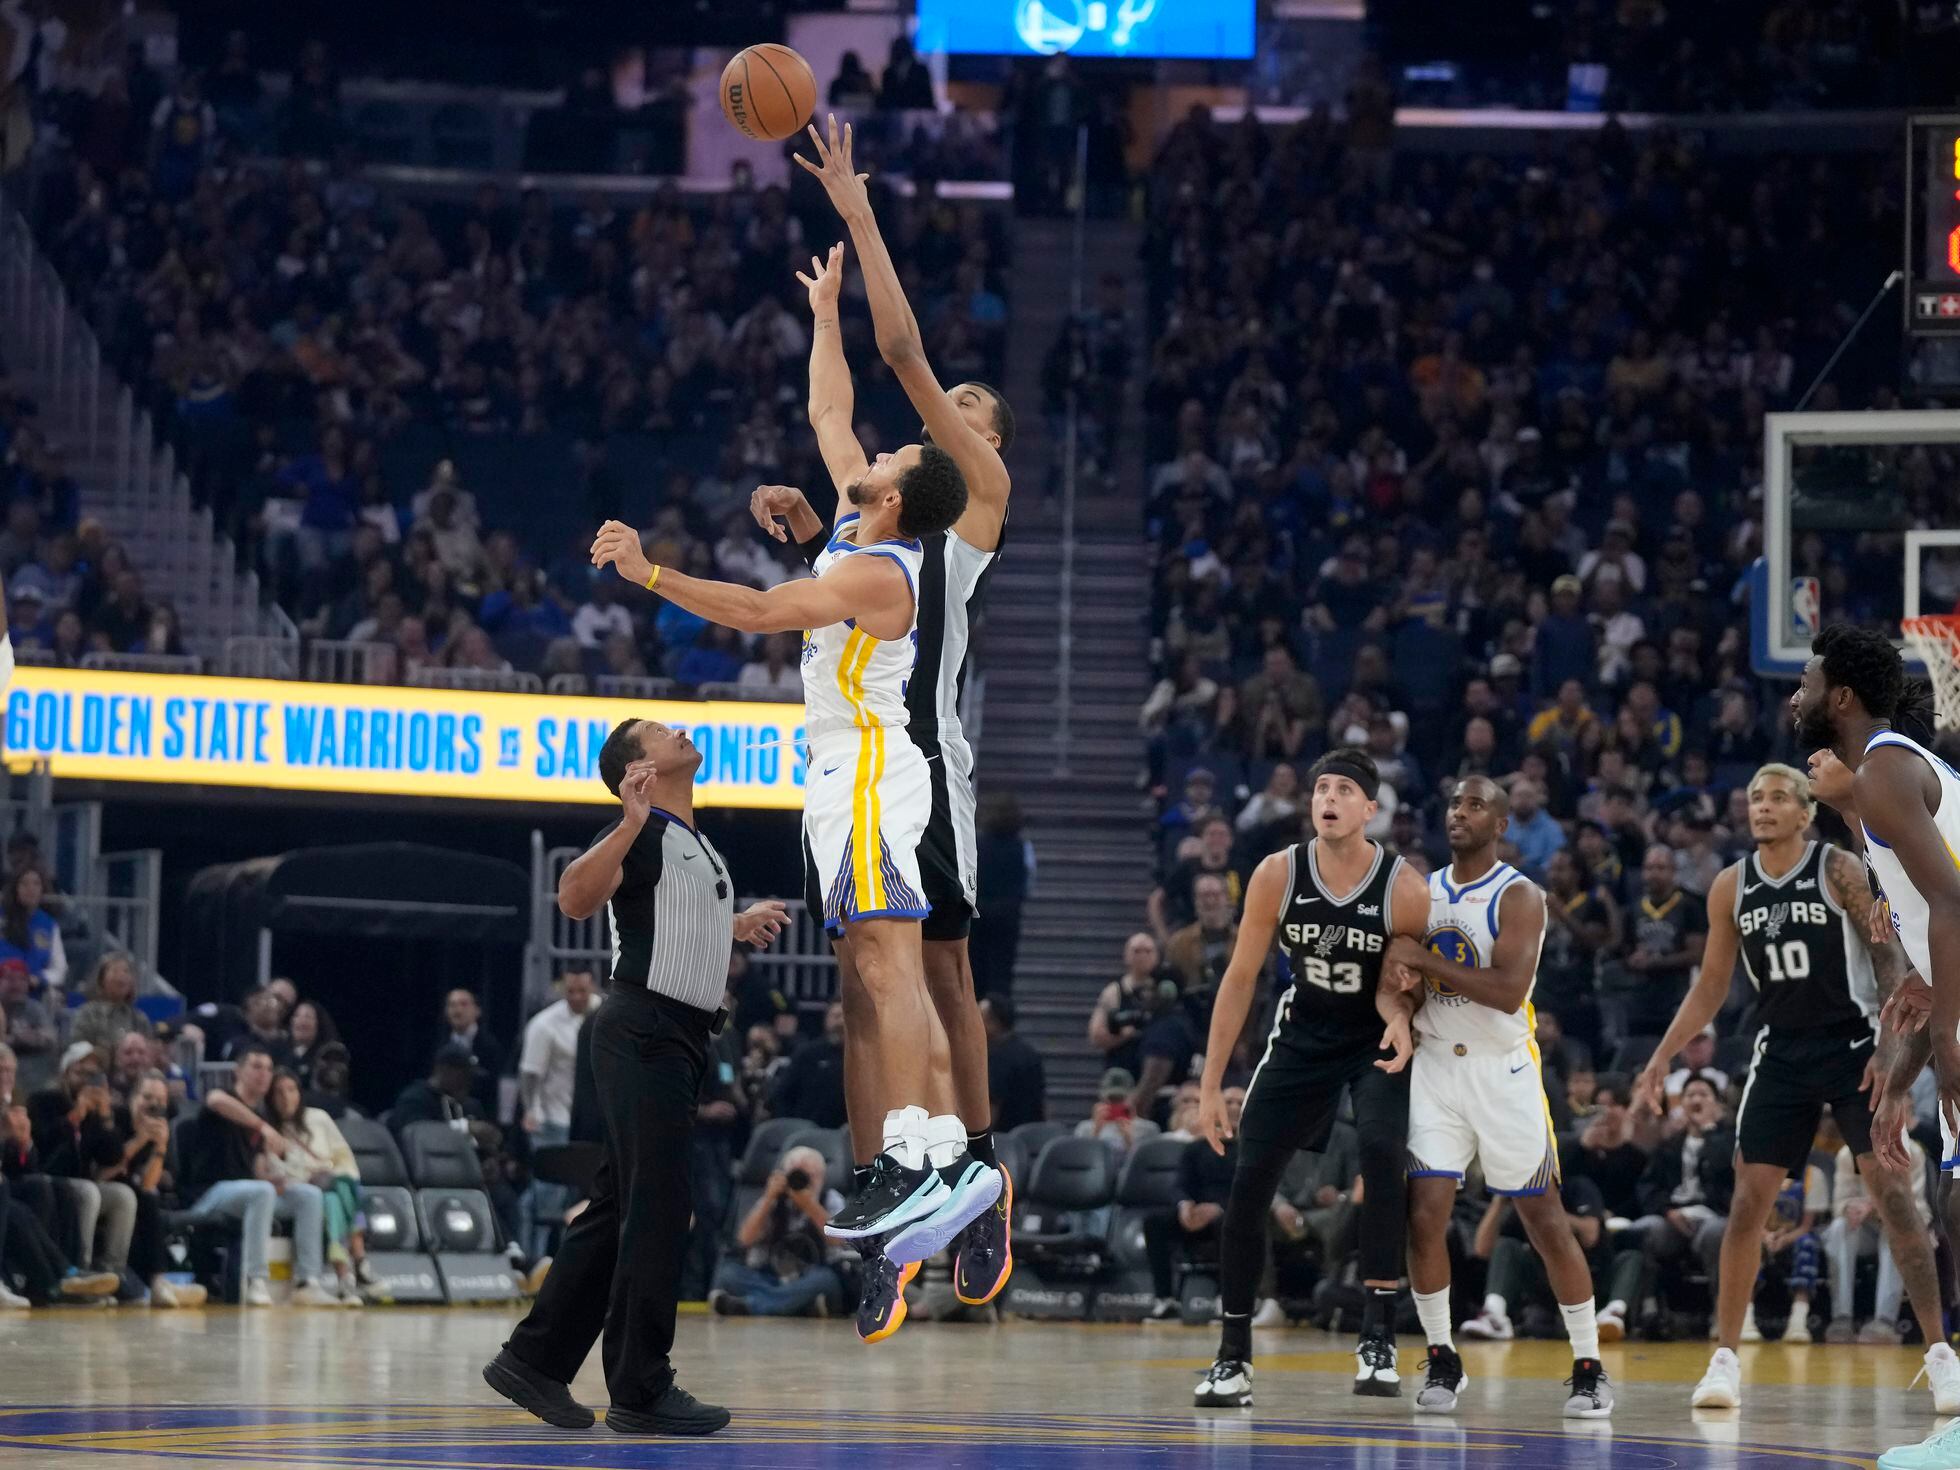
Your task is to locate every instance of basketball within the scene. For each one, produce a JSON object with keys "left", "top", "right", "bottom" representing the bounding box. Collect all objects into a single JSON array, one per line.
[{"left": 719, "top": 44, "right": 816, "bottom": 143}]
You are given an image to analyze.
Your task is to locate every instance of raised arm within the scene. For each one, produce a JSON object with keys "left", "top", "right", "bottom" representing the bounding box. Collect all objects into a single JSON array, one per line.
[
  {"left": 592, "top": 518, "right": 911, "bottom": 637},
  {"left": 799, "top": 243, "right": 869, "bottom": 495},
  {"left": 1195, "top": 852, "right": 1288, "bottom": 1153},
  {"left": 795, "top": 117, "right": 1009, "bottom": 538},
  {"left": 1632, "top": 866, "right": 1741, "bottom": 1115}
]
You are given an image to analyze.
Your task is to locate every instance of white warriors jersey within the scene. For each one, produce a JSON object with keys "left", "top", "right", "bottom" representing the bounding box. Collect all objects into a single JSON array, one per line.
[
  {"left": 800, "top": 514, "right": 926, "bottom": 736},
  {"left": 1415, "top": 859, "right": 1547, "bottom": 1051},
  {"left": 1861, "top": 729, "right": 1960, "bottom": 979}
]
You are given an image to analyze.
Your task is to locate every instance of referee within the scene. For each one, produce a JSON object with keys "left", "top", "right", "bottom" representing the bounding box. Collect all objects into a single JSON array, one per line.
[{"left": 483, "top": 716, "right": 786, "bottom": 1437}]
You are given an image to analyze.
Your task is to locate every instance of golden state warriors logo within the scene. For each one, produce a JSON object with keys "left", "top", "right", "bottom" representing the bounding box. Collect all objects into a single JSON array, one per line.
[{"left": 1426, "top": 927, "right": 1476, "bottom": 1003}]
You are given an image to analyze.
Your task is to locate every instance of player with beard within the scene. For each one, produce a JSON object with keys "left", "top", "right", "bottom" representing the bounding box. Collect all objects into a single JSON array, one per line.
[
  {"left": 1392, "top": 776, "right": 1614, "bottom": 1419},
  {"left": 1191, "top": 748, "right": 1428, "bottom": 1406}
]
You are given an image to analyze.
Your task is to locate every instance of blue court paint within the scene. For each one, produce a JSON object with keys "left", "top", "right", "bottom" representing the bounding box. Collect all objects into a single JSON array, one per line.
[{"left": 0, "top": 1404, "right": 1871, "bottom": 1469}]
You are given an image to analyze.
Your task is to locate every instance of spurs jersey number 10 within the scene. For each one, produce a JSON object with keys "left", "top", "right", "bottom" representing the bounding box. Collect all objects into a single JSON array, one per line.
[
  {"left": 1733, "top": 841, "right": 1873, "bottom": 1033},
  {"left": 800, "top": 514, "right": 925, "bottom": 736},
  {"left": 1861, "top": 729, "right": 1960, "bottom": 981},
  {"left": 1416, "top": 861, "right": 1544, "bottom": 1051}
]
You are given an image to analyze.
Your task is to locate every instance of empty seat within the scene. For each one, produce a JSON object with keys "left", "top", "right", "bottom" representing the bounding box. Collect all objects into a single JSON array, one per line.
[
  {"left": 339, "top": 1113, "right": 422, "bottom": 1252},
  {"left": 1110, "top": 1135, "right": 1189, "bottom": 1269},
  {"left": 1017, "top": 1135, "right": 1117, "bottom": 1262},
  {"left": 399, "top": 1121, "right": 499, "bottom": 1254},
  {"left": 1007, "top": 1120, "right": 1069, "bottom": 1162}
]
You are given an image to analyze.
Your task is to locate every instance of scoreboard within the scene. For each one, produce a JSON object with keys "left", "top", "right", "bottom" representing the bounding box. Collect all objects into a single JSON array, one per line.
[{"left": 1909, "top": 116, "right": 1960, "bottom": 336}]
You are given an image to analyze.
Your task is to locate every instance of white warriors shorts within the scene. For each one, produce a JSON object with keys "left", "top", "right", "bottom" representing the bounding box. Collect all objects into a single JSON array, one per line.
[
  {"left": 804, "top": 725, "right": 932, "bottom": 935},
  {"left": 1406, "top": 1035, "right": 1562, "bottom": 1196}
]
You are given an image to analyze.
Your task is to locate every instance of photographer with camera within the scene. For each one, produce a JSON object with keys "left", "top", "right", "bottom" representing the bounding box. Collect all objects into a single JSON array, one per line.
[
  {"left": 1089, "top": 933, "right": 1166, "bottom": 1076},
  {"left": 708, "top": 1144, "right": 846, "bottom": 1318}
]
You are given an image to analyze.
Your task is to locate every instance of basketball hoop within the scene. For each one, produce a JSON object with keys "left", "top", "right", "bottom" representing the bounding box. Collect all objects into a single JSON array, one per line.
[{"left": 1902, "top": 615, "right": 1960, "bottom": 731}]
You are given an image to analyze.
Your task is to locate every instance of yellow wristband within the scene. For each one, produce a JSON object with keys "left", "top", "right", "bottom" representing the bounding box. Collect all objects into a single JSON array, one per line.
[{"left": 644, "top": 566, "right": 661, "bottom": 591}]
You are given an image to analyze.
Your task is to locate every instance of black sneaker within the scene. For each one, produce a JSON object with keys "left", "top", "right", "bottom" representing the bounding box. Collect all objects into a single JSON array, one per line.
[
  {"left": 1194, "top": 1357, "right": 1253, "bottom": 1407},
  {"left": 1354, "top": 1329, "right": 1401, "bottom": 1397},
  {"left": 1563, "top": 1357, "right": 1615, "bottom": 1418},
  {"left": 708, "top": 1290, "right": 749, "bottom": 1317},
  {"left": 825, "top": 1151, "right": 948, "bottom": 1241},
  {"left": 481, "top": 1348, "right": 595, "bottom": 1429},
  {"left": 954, "top": 1162, "right": 1013, "bottom": 1304},
  {"left": 1414, "top": 1344, "right": 1467, "bottom": 1413},
  {"left": 606, "top": 1384, "right": 731, "bottom": 1437}
]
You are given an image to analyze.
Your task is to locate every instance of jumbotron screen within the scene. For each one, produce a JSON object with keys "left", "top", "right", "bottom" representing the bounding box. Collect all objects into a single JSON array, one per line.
[{"left": 913, "top": 0, "right": 1255, "bottom": 59}]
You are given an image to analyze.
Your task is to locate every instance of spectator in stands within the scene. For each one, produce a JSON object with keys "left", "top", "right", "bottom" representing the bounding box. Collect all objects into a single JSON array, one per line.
[
  {"left": 1629, "top": 1072, "right": 1733, "bottom": 1326},
  {"left": 1140, "top": 656, "right": 1221, "bottom": 785},
  {"left": 223, "top": 987, "right": 294, "bottom": 1068},
  {"left": 28, "top": 1042, "right": 137, "bottom": 1293},
  {"left": 0, "top": 959, "right": 57, "bottom": 1094},
  {"left": 1089, "top": 933, "right": 1164, "bottom": 1077},
  {"left": 0, "top": 869, "right": 65, "bottom": 993},
  {"left": 710, "top": 1143, "right": 845, "bottom": 1319},
  {"left": 108, "top": 1068, "right": 205, "bottom": 1307},
  {"left": 0, "top": 1053, "right": 120, "bottom": 1305},
  {"left": 69, "top": 953, "right": 151, "bottom": 1055},
  {"left": 1505, "top": 778, "right": 1566, "bottom": 880},
  {"left": 1235, "top": 763, "right": 1300, "bottom": 843},
  {"left": 1148, "top": 817, "right": 1244, "bottom": 943},
  {"left": 107, "top": 1031, "right": 155, "bottom": 1098},
  {"left": 767, "top": 1000, "right": 848, "bottom": 1129},
  {"left": 829, "top": 52, "right": 876, "bottom": 109},
  {"left": 981, "top": 997, "right": 1044, "bottom": 1135},
  {"left": 571, "top": 574, "right": 633, "bottom": 652},
  {"left": 1539, "top": 850, "right": 1618, "bottom": 1056},
  {"left": 877, "top": 36, "right": 935, "bottom": 110},
  {"left": 390, "top": 1042, "right": 485, "bottom": 1138},
  {"left": 737, "top": 632, "right": 801, "bottom": 697},
  {"left": 1130, "top": 980, "right": 1201, "bottom": 1122},
  {"left": 1460, "top": 1177, "right": 1614, "bottom": 1343},
  {"left": 1660, "top": 1028, "right": 1730, "bottom": 1106},
  {"left": 1166, "top": 873, "right": 1237, "bottom": 994},
  {"left": 286, "top": 1001, "right": 340, "bottom": 1090},
  {"left": 178, "top": 1044, "right": 340, "bottom": 1307},
  {"left": 972, "top": 794, "right": 1034, "bottom": 1001},
  {"left": 1612, "top": 845, "right": 1708, "bottom": 1043},
  {"left": 1232, "top": 646, "right": 1322, "bottom": 761},
  {"left": 1143, "top": 1084, "right": 1241, "bottom": 1320},
  {"left": 518, "top": 969, "right": 596, "bottom": 1256},
  {"left": 441, "top": 988, "right": 504, "bottom": 1118},
  {"left": 304, "top": 1043, "right": 356, "bottom": 1120},
  {"left": 265, "top": 1070, "right": 368, "bottom": 1303},
  {"left": 1157, "top": 766, "right": 1223, "bottom": 859},
  {"left": 1077, "top": 1067, "right": 1158, "bottom": 1157},
  {"left": 1824, "top": 1132, "right": 1929, "bottom": 1344}
]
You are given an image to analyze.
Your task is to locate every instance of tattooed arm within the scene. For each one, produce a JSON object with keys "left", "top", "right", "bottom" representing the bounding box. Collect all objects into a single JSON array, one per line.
[{"left": 1831, "top": 845, "right": 1928, "bottom": 1169}]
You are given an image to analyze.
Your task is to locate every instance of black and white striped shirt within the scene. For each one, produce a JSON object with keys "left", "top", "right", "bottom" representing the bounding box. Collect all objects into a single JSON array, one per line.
[{"left": 601, "top": 807, "right": 735, "bottom": 1013}]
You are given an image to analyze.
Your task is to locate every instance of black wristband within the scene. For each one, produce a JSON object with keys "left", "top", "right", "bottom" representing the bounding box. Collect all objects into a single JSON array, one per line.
[{"left": 794, "top": 525, "right": 829, "bottom": 572}]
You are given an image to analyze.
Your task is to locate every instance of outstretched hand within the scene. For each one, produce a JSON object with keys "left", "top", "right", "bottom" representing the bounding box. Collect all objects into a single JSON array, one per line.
[
  {"left": 618, "top": 759, "right": 657, "bottom": 826},
  {"left": 793, "top": 114, "right": 871, "bottom": 219},
  {"left": 750, "top": 485, "right": 809, "bottom": 544},
  {"left": 734, "top": 900, "right": 790, "bottom": 947}
]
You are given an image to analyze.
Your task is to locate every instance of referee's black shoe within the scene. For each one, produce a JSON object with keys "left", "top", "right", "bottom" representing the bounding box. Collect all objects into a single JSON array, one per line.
[
  {"left": 606, "top": 1384, "right": 732, "bottom": 1437},
  {"left": 481, "top": 1348, "right": 594, "bottom": 1429}
]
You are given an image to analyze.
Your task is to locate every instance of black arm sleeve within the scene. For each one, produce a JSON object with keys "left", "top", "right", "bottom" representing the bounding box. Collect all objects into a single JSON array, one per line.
[{"left": 795, "top": 526, "right": 829, "bottom": 572}]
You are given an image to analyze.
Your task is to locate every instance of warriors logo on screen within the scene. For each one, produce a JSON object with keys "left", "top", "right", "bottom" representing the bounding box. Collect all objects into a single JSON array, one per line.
[{"left": 918, "top": 0, "right": 1252, "bottom": 59}]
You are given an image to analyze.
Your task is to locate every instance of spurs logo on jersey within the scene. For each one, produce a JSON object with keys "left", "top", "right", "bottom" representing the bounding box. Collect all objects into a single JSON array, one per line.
[
  {"left": 1732, "top": 840, "right": 1873, "bottom": 1031},
  {"left": 1274, "top": 839, "right": 1400, "bottom": 1027}
]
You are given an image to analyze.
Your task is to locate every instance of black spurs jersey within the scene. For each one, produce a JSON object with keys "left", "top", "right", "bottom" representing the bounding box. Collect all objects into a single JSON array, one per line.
[
  {"left": 1733, "top": 841, "right": 1875, "bottom": 1034},
  {"left": 1273, "top": 839, "right": 1404, "bottom": 1040}
]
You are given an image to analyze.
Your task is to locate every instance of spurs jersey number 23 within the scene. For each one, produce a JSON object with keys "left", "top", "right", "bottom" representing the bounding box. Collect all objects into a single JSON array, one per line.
[
  {"left": 1861, "top": 729, "right": 1960, "bottom": 981},
  {"left": 1274, "top": 839, "right": 1403, "bottom": 1039},
  {"left": 800, "top": 514, "right": 925, "bottom": 736},
  {"left": 1417, "top": 861, "right": 1545, "bottom": 1051}
]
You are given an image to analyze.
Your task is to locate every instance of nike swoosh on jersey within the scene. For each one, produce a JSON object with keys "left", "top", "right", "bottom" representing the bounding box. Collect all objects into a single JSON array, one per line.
[
  {"left": 1294, "top": 895, "right": 1319, "bottom": 906},
  {"left": 1509, "top": 1062, "right": 1529, "bottom": 1073},
  {"left": 822, "top": 764, "right": 840, "bottom": 776}
]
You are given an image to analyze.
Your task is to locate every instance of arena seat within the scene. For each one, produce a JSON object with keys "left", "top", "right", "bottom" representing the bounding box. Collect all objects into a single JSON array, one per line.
[
  {"left": 338, "top": 1113, "right": 423, "bottom": 1253},
  {"left": 1016, "top": 1136, "right": 1117, "bottom": 1265},
  {"left": 1108, "top": 1136, "right": 1187, "bottom": 1270},
  {"left": 398, "top": 1121, "right": 498, "bottom": 1254},
  {"left": 162, "top": 1111, "right": 247, "bottom": 1302},
  {"left": 1006, "top": 1120, "right": 1069, "bottom": 1161}
]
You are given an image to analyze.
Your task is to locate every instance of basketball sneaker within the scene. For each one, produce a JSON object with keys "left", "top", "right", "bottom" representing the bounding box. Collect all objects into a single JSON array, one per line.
[
  {"left": 1921, "top": 1341, "right": 1960, "bottom": 1415},
  {"left": 1194, "top": 1358, "right": 1253, "bottom": 1408},
  {"left": 953, "top": 1163, "right": 1013, "bottom": 1306},
  {"left": 1563, "top": 1358, "right": 1615, "bottom": 1417},
  {"left": 1354, "top": 1328, "right": 1401, "bottom": 1396},
  {"left": 855, "top": 1243, "right": 920, "bottom": 1345},
  {"left": 1415, "top": 1344, "right": 1467, "bottom": 1413},
  {"left": 1691, "top": 1347, "right": 1741, "bottom": 1409},
  {"left": 884, "top": 1151, "right": 1002, "bottom": 1266},
  {"left": 1459, "top": 1305, "right": 1514, "bottom": 1340},
  {"left": 1880, "top": 1418, "right": 1960, "bottom": 1470},
  {"left": 825, "top": 1151, "right": 949, "bottom": 1241}
]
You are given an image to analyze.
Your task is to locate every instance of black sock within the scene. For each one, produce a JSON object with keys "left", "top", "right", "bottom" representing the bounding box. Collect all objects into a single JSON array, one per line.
[
  {"left": 966, "top": 1129, "right": 997, "bottom": 1168},
  {"left": 1220, "top": 1311, "right": 1253, "bottom": 1363},
  {"left": 1362, "top": 1286, "right": 1398, "bottom": 1336},
  {"left": 852, "top": 1165, "right": 872, "bottom": 1193}
]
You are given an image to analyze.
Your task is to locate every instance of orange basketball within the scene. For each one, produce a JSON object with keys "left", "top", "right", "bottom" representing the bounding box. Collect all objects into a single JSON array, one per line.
[{"left": 719, "top": 44, "right": 816, "bottom": 143}]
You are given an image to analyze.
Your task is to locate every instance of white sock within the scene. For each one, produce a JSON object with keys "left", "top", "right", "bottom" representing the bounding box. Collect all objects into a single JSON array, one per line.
[
  {"left": 1483, "top": 1292, "right": 1508, "bottom": 1321},
  {"left": 1414, "top": 1287, "right": 1453, "bottom": 1348},
  {"left": 1601, "top": 1299, "right": 1626, "bottom": 1318},
  {"left": 1561, "top": 1300, "right": 1600, "bottom": 1360},
  {"left": 882, "top": 1105, "right": 929, "bottom": 1170},
  {"left": 922, "top": 1112, "right": 968, "bottom": 1171}
]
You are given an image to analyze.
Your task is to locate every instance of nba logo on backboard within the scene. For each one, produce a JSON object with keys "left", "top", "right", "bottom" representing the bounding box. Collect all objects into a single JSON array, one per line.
[{"left": 1791, "top": 577, "right": 1821, "bottom": 640}]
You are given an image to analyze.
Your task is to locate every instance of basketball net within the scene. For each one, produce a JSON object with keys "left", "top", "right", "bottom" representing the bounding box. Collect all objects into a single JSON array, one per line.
[{"left": 1902, "top": 615, "right": 1960, "bottom": 732}]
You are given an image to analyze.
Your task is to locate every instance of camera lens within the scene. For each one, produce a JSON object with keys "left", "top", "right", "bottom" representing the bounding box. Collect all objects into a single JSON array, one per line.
[{"left": 784, "top": 1167, "right": 810, "bottom": 1191}]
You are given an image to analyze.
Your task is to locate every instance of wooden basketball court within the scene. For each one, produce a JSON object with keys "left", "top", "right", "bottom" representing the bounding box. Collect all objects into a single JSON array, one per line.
[{"left": 0, "top": 1306, "right": 1913, "bottom": 1467}]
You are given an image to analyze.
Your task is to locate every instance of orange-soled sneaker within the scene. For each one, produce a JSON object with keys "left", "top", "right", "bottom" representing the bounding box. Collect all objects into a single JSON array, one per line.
[
  {"left": 856, "top": 1247, "right": 921, "bottom": 1345},
  {"left": 954, "top": 1164, "right": 1013, "bottom": 1306}
]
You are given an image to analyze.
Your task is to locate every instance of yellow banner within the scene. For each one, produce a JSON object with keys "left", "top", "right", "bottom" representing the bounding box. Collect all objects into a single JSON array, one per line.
[{"left": 1, "top": 667, "right": 807, "bottom": 808}]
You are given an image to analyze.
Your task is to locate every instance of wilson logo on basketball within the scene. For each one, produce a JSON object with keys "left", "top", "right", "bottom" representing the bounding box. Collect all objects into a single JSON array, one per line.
[{"left": 726, "top": 83, "right": 751, "bottom": 135}]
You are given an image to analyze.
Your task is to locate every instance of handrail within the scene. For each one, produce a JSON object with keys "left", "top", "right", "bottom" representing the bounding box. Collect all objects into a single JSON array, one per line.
[{"left": 1052, "top": 124, "right": 1089, "bottom": 780}]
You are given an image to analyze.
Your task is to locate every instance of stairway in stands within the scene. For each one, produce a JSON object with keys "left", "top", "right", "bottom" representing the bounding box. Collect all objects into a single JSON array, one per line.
[{"left": 977, "top": 214, "right": 1150, "bottom": 1121}]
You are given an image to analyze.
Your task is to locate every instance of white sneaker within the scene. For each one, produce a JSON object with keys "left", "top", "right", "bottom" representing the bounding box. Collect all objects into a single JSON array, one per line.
[
  {"left": 292, "top": 1281, "right": 342, "bottom": 1308},
  {"left": 0, "top": 1283, "right": 29, "bottom": 1309},
  {"left": 1691, "top": 1347, "right": 1741, "bottom": 1410},
  {"left": 243, "top": 1278, "right": 274, "bottom": 1308},
  {"left": 1784, "top": 1312, "right": 1812, "bottom": 1345},
  {"left": 148, "top": 1277, "right": 180, "bottom": 1309},
  {"left": 1195, "top": 1357, "right": 1253, "bottom": 1408},
  {"left": 1739, "top": 1304, "right": 1761, "bottom": 1342},
  {"left": 1923, "top": 1341, "right": 1960, "bottom": 1416},
  {"left": 1597, "top": 1303, "right": 1626, "bottom": 1343},
  {"left": 1459, "top": 1308, "right": 1514, "bottom": 1341},
  {"left": 1250, "top": 1298, "right": 1286, "bottom": 1328}
]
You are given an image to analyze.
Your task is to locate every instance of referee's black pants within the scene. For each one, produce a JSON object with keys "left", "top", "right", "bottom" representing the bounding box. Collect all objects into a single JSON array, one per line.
[{"left": 505, "top": 984, "right": 710, "bottom": 1409}]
